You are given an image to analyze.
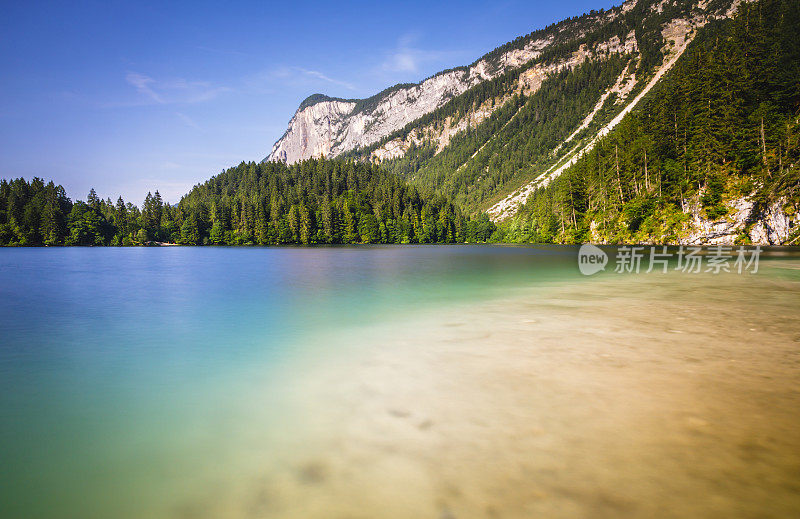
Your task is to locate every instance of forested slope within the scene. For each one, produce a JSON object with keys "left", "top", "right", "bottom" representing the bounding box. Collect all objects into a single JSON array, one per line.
[
  {"left": 343, "top": 0, "right": 739, "bottom": 218},
  {"left": 502, "top": 0, "right": 799, "bottom": 244},
  {"left": 178, "top": 159, "right": 495, "bottom": 245}
]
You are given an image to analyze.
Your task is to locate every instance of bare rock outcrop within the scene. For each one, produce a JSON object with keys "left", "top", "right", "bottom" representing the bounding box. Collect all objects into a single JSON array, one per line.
[
  {"left": 264, "top": 1, "right": 643, "bottom": 164},
  {"left": 680, "top": 197, "right": 796, "bottom": 245}
]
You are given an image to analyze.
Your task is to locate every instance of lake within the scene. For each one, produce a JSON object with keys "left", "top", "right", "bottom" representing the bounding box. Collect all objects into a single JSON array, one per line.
[{"left": 1, "top": 245, "right": 799, "bottom": 518}]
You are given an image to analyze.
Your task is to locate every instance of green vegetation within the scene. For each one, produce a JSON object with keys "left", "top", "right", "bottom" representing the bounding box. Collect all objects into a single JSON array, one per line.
[
  {"left": 178, "top": 158, "right": 495, "bottom": 245},
  {"left": 502, "top": 0, "right": 800, "bottom": 244},
  {"left": 0, "top": 159, "right": 496, "bottom": 246},
  {"left": 417, "top": 58, "right": 629, "bottom": 211},
  {"left": 349, "top": 56, "right": 631, "bottom": 213},
  {"left": 0, "top": 179, "right": 174, "bottom": 246},
  {"left": 341, "top": 0, "right": 718, "bottom": 214}
]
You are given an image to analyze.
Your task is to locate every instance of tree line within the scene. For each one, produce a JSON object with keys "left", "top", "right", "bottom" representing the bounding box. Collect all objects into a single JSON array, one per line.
[{"left": 0, "top": 158, "right": 497, "bottom": 246}]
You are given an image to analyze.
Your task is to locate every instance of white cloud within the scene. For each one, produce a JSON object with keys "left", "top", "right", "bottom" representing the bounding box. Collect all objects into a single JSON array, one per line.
[
  {"left": 380, "top": 33, "right": 454, "bottom": 74},
  {"left": 174, "top": 112, "right": 200, "bottom": 129},
  {"left": 125, "top": 72, "right": 231, "bottom": 105},
  {"left": 296, "top": 67, "right": 356, "bottom": 91},
  {"left": 126, "top": 73, "right": 163, "bottom": 103},
  {"left": 261, "top": 66, "right": 357, "bottom": 92},
  {"left": 384, "top": 51, "right": 419, "bottom": 73}
]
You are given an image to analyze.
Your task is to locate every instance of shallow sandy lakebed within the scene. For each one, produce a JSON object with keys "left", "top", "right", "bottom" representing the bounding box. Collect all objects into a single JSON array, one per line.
[{"left": 203, "top": 265, "right": 800, "bottom": 519}]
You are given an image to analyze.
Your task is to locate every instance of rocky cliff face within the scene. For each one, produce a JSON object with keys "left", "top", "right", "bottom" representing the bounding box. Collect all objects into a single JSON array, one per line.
[
  {"left": 264, "top": 2, "right": 638, "bottom": 164},
  {"left": 264, "top": 0, "right": 732, "bottom": 169},
  {"left": 265, "top": 47, "right": 549, "bottom": 163},
  {"left": 369, "top": 30, "right": 639, "bottom": 164},
  {"left": 266, "top": 99, "right": 357, "bottom": 163},
  {"left": 680, "top": 196, "right": 796, "bottom": 246}
]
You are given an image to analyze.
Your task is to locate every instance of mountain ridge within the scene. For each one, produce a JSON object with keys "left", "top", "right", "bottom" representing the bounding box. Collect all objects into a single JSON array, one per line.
[
  {"left": 264, "top": 0, "right": 646, "bottom": 163},
  {"left": 263, "top": 0, "right": 743, "bottom": 224}
]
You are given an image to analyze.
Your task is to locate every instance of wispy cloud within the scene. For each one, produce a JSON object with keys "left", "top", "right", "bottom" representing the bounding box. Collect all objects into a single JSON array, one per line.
[
  {"left": 298, "top": 67, "right": 356, "bottom": 90},
  {"left": 380, "top": 33, "right": 463, "bottom": 74},
  {"left": 268, "top": 66, "right": 357, "bottom": 91},
  {"left": 124, "top": 72, "right": 231, "bottom": 105},
  {"left": 126, "top": 73, "right": 163, "bottom": 103},
  {"left": 174, "top": 111, "right": 200, "bottom": 129}
]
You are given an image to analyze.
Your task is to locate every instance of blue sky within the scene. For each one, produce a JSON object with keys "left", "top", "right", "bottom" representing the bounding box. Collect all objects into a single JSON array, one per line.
[{"left": 0, "top": 0, "right": 617, "bottom": 204}]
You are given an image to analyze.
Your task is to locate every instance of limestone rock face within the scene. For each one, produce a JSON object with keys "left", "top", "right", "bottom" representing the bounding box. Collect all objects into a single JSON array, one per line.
[
  {"left": 263, "top": 1, "right": 640, "bottom": 164},
  {"left": 267, "top": 100, "right": 356, "bottom": 163},
  {"left": 265, "top": 60, "right": 536, "bottom": 164},
  {"left": 680, "top": 197, "right": 795, "bottom": 246},
  {"left": 262, "top": 0, "right": 710, "bottom": 168},
  {"left": 749, "top": 201, "right": 794, "bottom": 245}
]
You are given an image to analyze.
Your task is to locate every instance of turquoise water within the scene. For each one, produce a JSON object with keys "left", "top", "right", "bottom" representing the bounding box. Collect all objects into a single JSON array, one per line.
[
  {"left": 0, "top": 245, "right": 578, "bottom": 519},
  {"left": 2, "top": 245, "right": 799, "bottom": 519}
]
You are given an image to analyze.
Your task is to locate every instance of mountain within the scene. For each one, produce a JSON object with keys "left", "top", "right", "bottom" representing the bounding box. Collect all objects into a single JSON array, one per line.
[
  {"left": 265, "top": 0, "right": 731, "bottom": 167},
  {"left": 265, "top": 0, "right": 685, "bottom": 164},
  {"left": 263, "top": 0, "right": 799, "bottom": 245},
  {"left": 263, "top": 28, "right": 559, "bottom": 163}
]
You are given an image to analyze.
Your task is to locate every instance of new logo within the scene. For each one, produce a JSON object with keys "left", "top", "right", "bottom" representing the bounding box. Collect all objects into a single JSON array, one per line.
[{"left": 577, "top": 244, "right": 608, "bottom": 275}]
